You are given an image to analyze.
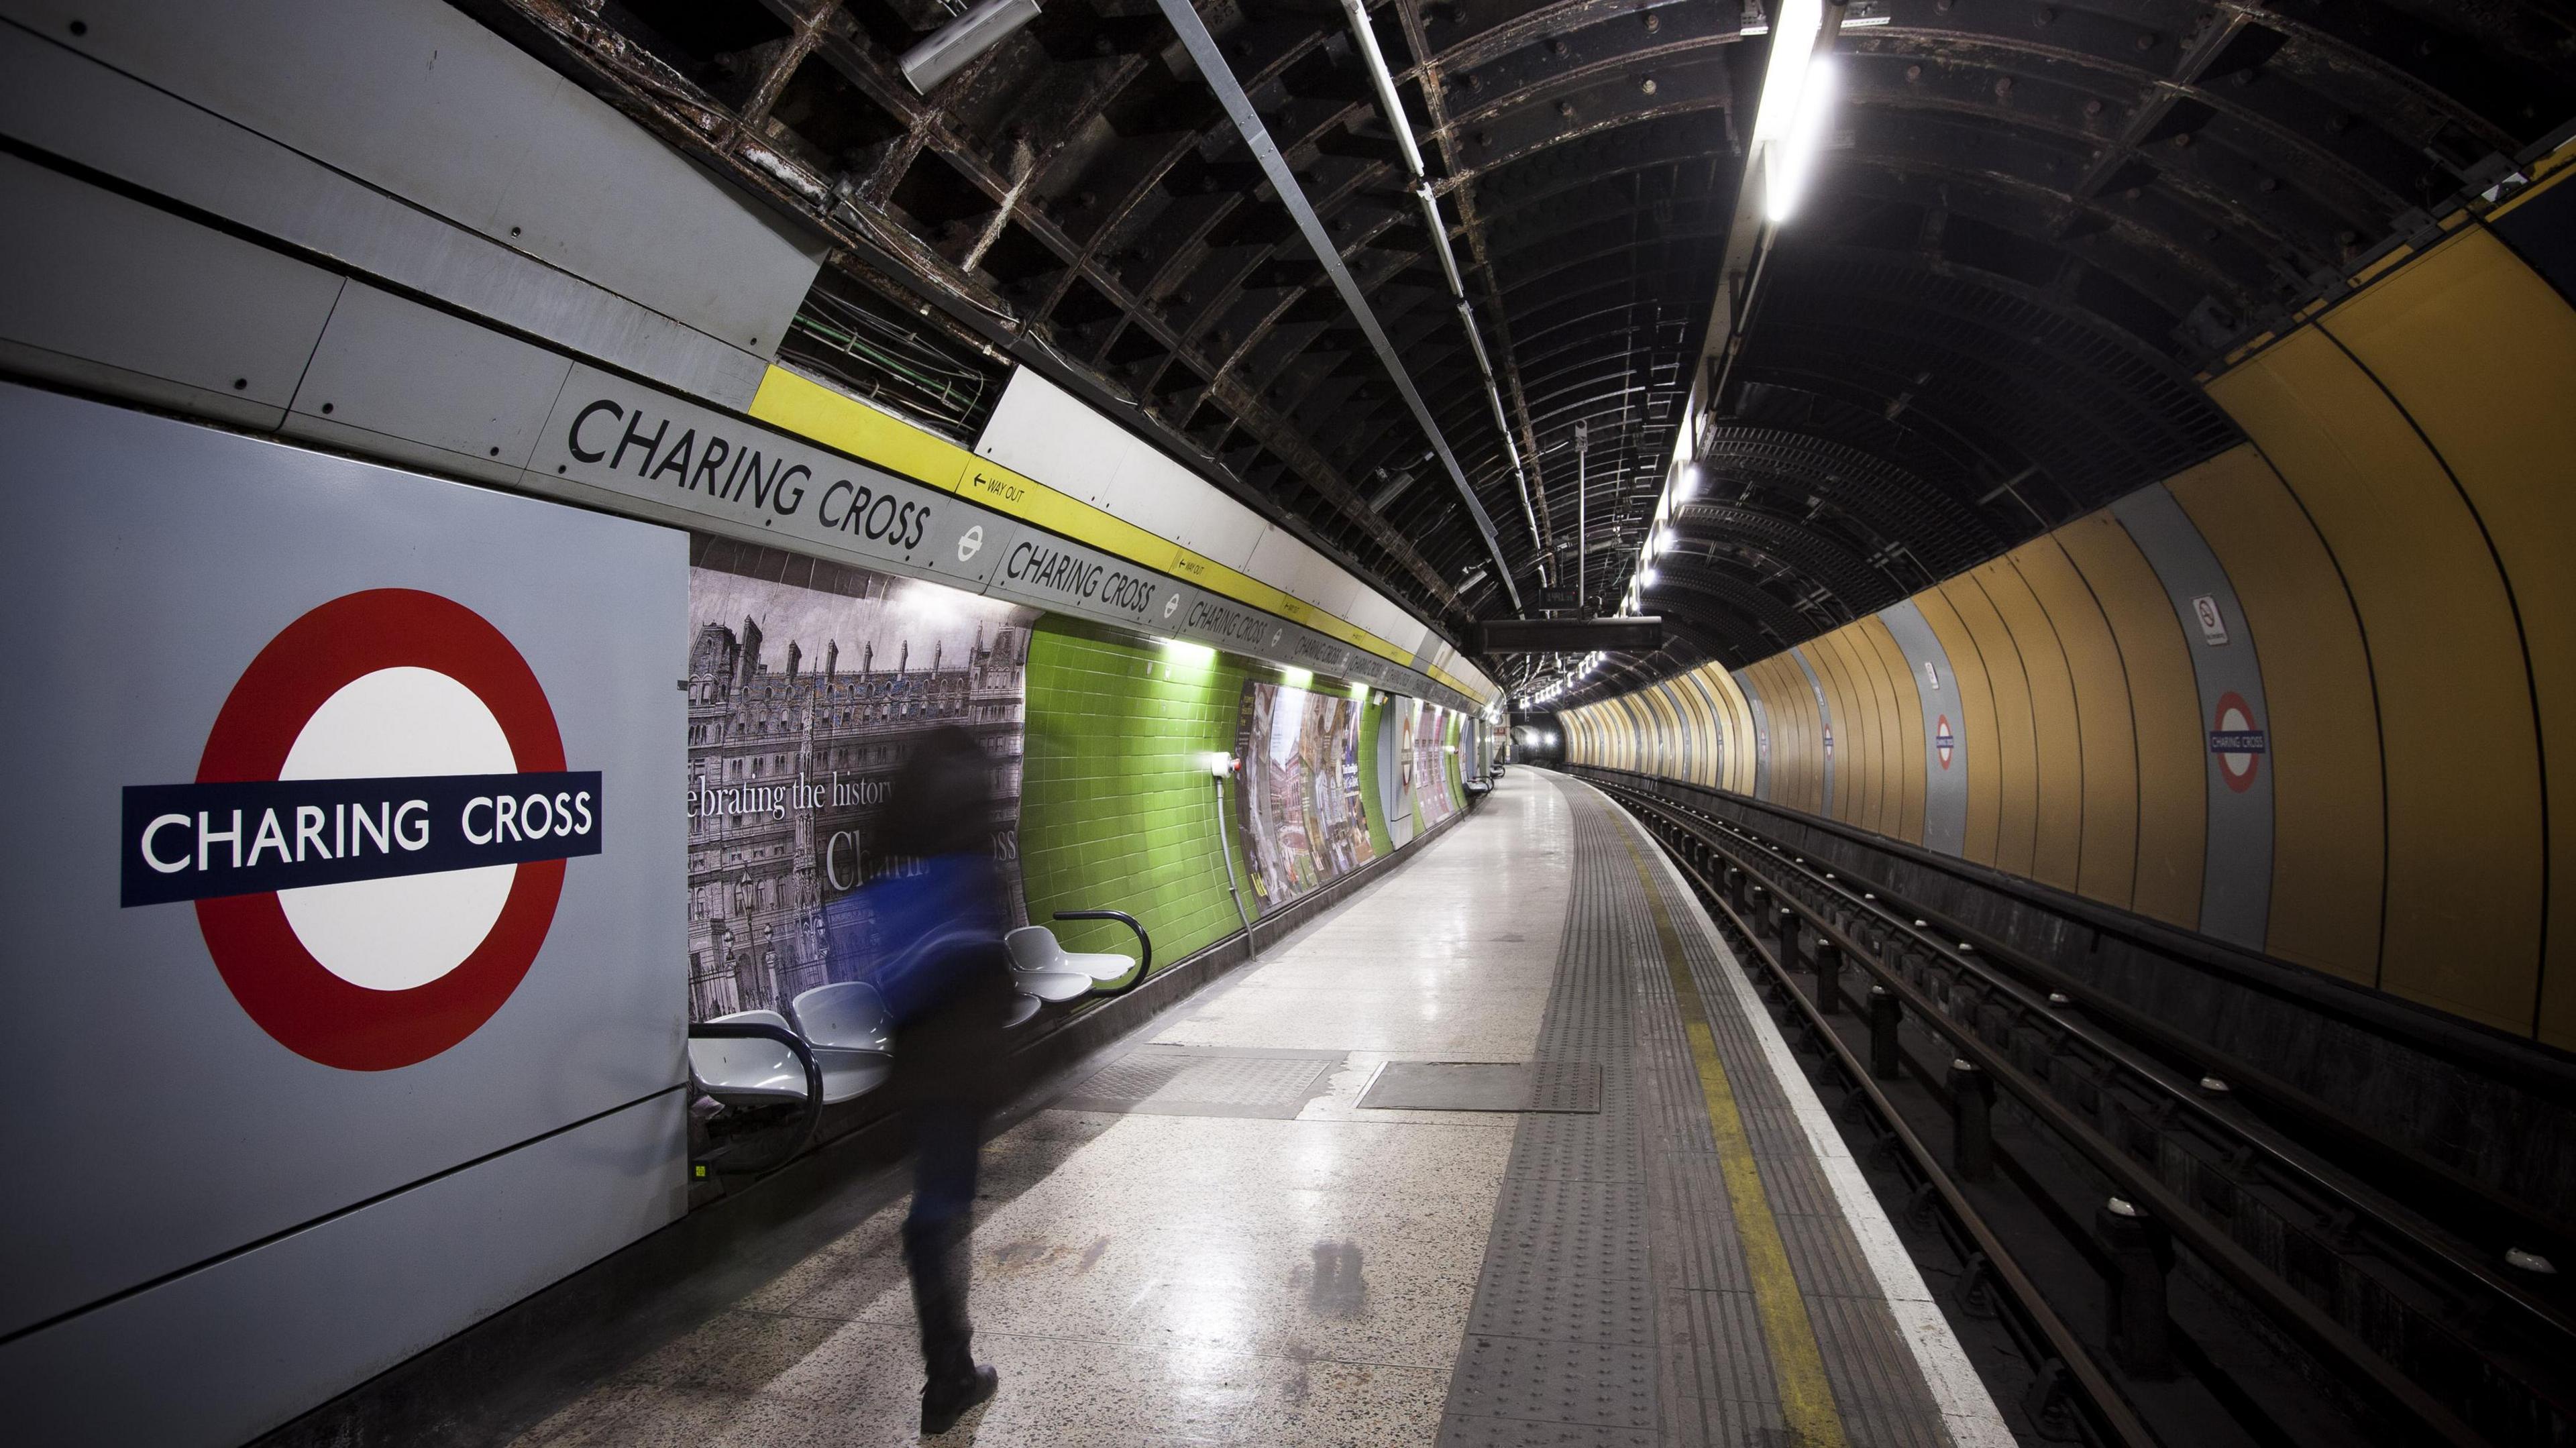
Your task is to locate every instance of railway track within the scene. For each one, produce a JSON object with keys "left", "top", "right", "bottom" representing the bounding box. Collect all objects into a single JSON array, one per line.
[{"left": 1581, "top": 771, "right": 2573, "bottom": 1448}]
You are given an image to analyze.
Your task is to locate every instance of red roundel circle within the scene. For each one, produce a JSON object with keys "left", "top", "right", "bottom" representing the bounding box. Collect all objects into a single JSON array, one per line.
[
  {"left": 2213, "top": 689, "right": 2261, "bottom": 795},
  {"left": 195, "top": 590, "right": 568, "bottom": 1070}
]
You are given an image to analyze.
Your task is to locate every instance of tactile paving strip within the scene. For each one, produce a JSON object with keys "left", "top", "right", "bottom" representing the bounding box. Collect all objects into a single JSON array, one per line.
[
  {"left": 1440, "top": 792, "right": 1662, "bottom": 1445},
  {"left": 1440, "top": 785, "right": 1961, "bottom": 1448},
  {"left": 1051, "top": 1044, "right": 1344, "bottom": 1119},
  {"left": 1438, "top": 1418, "right": 1658, "bottom": 1447},
  {"left": 1613, "top": 791, "right": 1960, "bottom": 1448},
  {"left": 1447, "top": 1334, "right": 1658, "bottom": 1429}
]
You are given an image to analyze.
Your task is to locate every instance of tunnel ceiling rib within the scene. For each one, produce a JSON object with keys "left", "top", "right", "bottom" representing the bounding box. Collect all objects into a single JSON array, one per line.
[{"left": 474, "top": 0, "right": 2576, "bottom": 688}]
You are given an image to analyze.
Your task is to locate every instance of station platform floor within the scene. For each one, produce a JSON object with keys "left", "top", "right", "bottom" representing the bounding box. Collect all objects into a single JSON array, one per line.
[{"left": 513, "top": 771, "right": 2013, "bottom": 1448}]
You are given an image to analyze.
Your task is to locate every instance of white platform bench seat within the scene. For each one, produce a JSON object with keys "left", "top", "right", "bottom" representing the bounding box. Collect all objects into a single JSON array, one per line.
[
  {"left": 1003, "top": 909, "right": 1155, "bottom": 1024},
  {"left": 686, "top": 1009, "right": 814, "bottom": 1109},
  {"left": 787, "top": 982, "right": 896, "bottom": 1104}
]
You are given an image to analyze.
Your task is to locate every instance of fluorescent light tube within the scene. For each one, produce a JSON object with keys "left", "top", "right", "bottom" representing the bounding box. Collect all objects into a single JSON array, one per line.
[
  {"left": 1766, "top": 54, "right": 1837, "bottom": 221},
  {"left": 1750, "top": 0, "right": 1822, "bottom": 146},
  {"left": 900, "top": 0, "right": 1043, "bottom": 93}
]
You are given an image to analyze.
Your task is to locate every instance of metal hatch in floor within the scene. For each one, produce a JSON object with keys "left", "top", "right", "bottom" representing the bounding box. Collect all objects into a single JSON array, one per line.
[{"left": 1356, "top": 1061, "right": 1603, "bottom": 1113}]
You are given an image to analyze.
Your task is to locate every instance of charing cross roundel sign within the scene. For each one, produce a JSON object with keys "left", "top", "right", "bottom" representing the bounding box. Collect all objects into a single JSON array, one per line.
[
  {"left": 2208, "top": 689, "right": 2266, "bottom": 795},
  {"left": 119, "top": 590, "right": 602, "bottom": 1070}
]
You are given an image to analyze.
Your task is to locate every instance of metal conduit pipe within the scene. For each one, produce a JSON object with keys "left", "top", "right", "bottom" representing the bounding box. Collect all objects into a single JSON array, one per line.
[
  {"left": 1340, "top": 0, "right": 1426, "bottom": 182},
  {"left": 1157, "top": 0, "right": 1521, "bottom": 610},
  {"left": 1417, "top": 184, "right": 1466, "bottom": 294},
  {"left": 1455, "top": 298, "right": 1536, "bottom": 541},
  {"left": 1339, "top": 0, "right": 1542, "bottom": 559}
]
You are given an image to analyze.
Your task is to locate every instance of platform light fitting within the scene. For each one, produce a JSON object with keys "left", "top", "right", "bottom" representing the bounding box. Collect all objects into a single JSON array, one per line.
[
  {"left": 1750, "top": 0, "right": 1823, "bottom": 148},
  {"left": 1766, "top": 56, "right": 1839, "bottom": 222},
  {"left": 900, "top": 0, "right": 1043, "bottom": 94}
]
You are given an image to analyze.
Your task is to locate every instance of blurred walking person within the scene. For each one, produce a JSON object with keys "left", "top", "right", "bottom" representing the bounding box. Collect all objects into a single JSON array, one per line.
[{"left": 828, "top": 725, "right": 1012, "bottom": 1433}]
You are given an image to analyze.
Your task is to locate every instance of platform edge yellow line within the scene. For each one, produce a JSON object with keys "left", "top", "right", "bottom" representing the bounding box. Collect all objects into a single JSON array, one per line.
[{"left": 1620, "top": 829, "right": 1849, "bottom": 1448}]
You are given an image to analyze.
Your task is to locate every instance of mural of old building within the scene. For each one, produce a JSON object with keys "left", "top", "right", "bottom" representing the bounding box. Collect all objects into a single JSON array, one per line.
[{"left": 684, "top": 581, "right": 1030, "bottom": 1022}]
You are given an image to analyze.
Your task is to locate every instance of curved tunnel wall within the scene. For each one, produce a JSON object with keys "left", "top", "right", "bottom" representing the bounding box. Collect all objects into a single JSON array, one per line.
[{"left": 1566, "top": 181, "right": 2576, "bottom": 1050}]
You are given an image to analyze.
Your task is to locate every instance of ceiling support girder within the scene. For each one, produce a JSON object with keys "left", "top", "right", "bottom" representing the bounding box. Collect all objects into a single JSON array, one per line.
[{"left": 1157, "top": 0, "right": 1522, "bottom": 609}]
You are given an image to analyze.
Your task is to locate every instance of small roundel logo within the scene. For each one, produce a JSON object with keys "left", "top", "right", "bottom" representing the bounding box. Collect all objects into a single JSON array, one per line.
[
  {"left": 1934, "top": 715, "right": 1955, "bottom": 770},
  {"left": 121, "top": 590, "right": 601, "bottom": 1070},
  {"left": 2209, "top": 691, "right": 2266, "bottom": 794}
]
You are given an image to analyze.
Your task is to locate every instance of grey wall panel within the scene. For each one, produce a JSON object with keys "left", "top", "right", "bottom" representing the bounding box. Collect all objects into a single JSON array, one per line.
[
  {"left": 2111, "top": 484, "right": 2274, "bottom": 948},
  {"left": 0, "top": 78, "right": 1468, "bottom": 710},
  {"left": 982, "top": 520, "right": 1190, "bottom": 635},
  {"left": 1, "top": 1091, "right": 686, "bottom": 1448},
  {"left": 1736, "top": 669, "right": 1773, "bottom": 801},
  {"left": 284, "top": 282, "right": 576, "bottom": 486},
  {"left": 0, "top": 150, "right": 341, "bottom": 427},
  {"left": 0, "top": 382, "right": 686, "bottom": 1340},
  {"left": 1790, "top": 646, "right": 1836, "bottom": 818},
  {"left": 1282, "top": 621, "right": 1377, "bottom": 689},
  {"left": 1174, "top": 584, "right": 1293, "bottom": 661},
  {"left": 519, "top": 366, "right": 1472, "bottom": 705},
  {"left": 524, "top": 363, "right": 999, "bottom": 590},
  {"left": 1877, "top": 599, "right": 1970, "bottom": 857},
  {"left": 977, "top": 366, "right": 1275, "bottom": 571},
  {"left": 0, "top": 21, "right": 767, "bottom": 407},
  {"left": 3, "top": 0, "right": 823, "bottom": 355}
]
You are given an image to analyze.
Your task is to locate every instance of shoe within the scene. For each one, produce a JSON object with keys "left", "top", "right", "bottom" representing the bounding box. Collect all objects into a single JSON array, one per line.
[{"left": 920, "top": 1364, "right": 999, "bottom": 1435}]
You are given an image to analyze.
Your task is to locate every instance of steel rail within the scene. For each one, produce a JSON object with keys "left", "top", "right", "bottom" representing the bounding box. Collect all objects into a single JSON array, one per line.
[
  {"left": 1631, "top": 766, "right": 2576, "bottom": 1099},
  {"left": 1628, "top": 795, "right": 2157, "bottom": 1447},
  {"left": 1610, "top": 777, "right": 2576, "bottom": 1351},
  {"left": 1596, "top": 779, "right": 2500, "bottom": 1447}
]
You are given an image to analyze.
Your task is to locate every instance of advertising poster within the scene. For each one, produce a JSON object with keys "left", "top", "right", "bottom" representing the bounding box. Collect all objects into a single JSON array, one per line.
[
  {"left": 1413, "top": 702, "right": 1460, "bottom": 830},
  {"left": 1235, "top": 680, "right": 1375, "bottom": 911},
  {"left": 1379, "top": 695, "right": 1416, "bottom": 849},
  {"left": 1391, "top": 697, "right": 1421, "bottom": 834},
  {"left": 686, "top": 537, "right": 1035, "bottom": 1021}
]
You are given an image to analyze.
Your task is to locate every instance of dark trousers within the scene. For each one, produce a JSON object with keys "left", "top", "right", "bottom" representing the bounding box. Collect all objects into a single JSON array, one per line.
[{"left": 903, "top": 1099, "right": 983, "bottom": 1386}]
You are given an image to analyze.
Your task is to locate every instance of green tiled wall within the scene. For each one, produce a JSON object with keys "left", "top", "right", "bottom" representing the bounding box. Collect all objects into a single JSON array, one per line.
[
  {"left": 1018, "top": 620, "right": 1257, "bottom": 968},
  {"left": 1020, "top": 620, "right": 1450, "bottom": 973},
  {"left": 1356, "top": 690, "right": 1395, "bottom": 860}
]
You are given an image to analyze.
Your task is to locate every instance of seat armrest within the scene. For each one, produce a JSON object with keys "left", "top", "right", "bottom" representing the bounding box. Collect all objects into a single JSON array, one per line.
[
  {"left": 1052, "top": 909, "right": 1152, "bottom": 997},
  {"left": 686, "top": 1021, "right": 822, "bottom": 1176}
]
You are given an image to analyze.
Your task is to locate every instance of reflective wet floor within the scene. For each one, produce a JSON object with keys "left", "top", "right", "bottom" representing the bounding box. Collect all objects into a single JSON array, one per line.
[
  {"left": 510, "top": 771, "right": 2007, "bottom": 1447},
  {"left": 514, "top": 772, "right": 1575, "bottom": 1447}
]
